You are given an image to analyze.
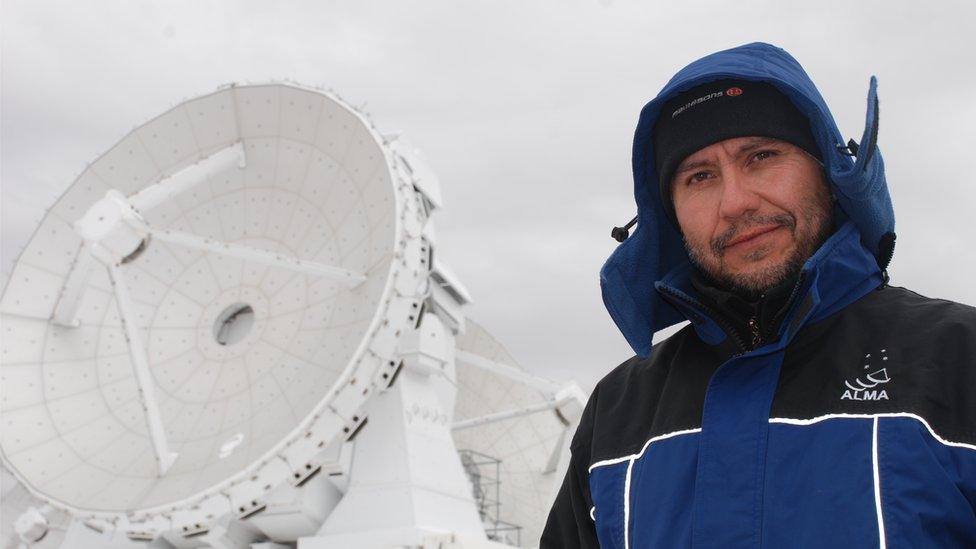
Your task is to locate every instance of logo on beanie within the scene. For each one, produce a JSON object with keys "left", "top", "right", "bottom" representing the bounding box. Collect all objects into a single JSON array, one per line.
[{"left": 671, "top": 87, "right": 742, "bottom": 119}]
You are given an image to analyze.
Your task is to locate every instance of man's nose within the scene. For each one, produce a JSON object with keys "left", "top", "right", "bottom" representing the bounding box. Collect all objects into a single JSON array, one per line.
[{"left": 717, "top": 167, "right": 761, "bottom": 221}]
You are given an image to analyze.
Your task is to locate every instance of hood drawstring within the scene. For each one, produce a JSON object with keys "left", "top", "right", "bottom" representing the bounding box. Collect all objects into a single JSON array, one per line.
[{"left": 611, "top": 215, "right": 638, "bottom": 243}]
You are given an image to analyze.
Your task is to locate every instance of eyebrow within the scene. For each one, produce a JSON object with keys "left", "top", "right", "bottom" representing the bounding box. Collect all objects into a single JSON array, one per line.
[
  {"left": 672, "top": 137, "right": 781, "bottom": 177},
  {"left": 735, "top": 136, "right": 779, "bottom": 155}
]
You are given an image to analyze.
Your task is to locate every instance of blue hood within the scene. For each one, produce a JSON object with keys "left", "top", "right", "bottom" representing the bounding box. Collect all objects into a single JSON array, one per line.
[{"left": 600, "top": 42, "right": 895, "bottom": 357}]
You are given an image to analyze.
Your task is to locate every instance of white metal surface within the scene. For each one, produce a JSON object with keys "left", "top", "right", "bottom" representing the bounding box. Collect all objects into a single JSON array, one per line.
[
  {"left": 148, "top": 225, "right": 366, "bottom": 287},
  {"left": 0, "top": 83, "right": 428, "bottom": 539},
  {"left": 50, "top": 246, "right": 95, "bottom": 328},
  {"left": 389, "top": 137, "right": 444, "bottom": 210},
  {"left": 455, "top": 350, "right": 560, "bottom": 397},
  {"left": 129, "top": 141, "right": 247, "bottom": 213},
  {"left": 104, "top": 260, "right": 179, "bottom": 475},
  {"left": 310, "top": 314, "right": 487, "bottom": 546},
  {"left": 452, "top": 319, "right": 582, "bottom": 548},
  {"left": 452, "top": 400, "right": 561, "bottom": 432}
]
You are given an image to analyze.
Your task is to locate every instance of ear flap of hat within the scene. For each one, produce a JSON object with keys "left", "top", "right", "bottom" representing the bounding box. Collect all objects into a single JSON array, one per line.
[{"left": 828, "top": 76, "right": 896, "bottom": 270}]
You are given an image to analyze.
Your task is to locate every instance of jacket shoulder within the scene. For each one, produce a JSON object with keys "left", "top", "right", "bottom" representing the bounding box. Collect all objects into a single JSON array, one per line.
[
  {"left": 850, "top": 285, "right": 976, "bottom": 355},
  {"left": 571, "top": 324, "right": 708, "bottom": 463},
  {"left": 863, "top": 285, "right": 976, "bottom": 322},
  {"left": 776, "top": 285, "right": 976, "bottom": 444},
  {"left": 592, "top": 323, "right": 698, "bottom": 397}
]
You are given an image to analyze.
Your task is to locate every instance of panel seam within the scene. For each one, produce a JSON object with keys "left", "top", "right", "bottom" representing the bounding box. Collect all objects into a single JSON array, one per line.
[
  {"left": 872, "top": 417, "right": 887, "bottom": 549},
  {"left": 623, "top": 457, "right": 635, "bottom": 549},
  {"left": 769, "top": 412, "right": 976, "bottom": 451},
  {"left": 588, "top": 427, "right": 702, "bottom": 472}
]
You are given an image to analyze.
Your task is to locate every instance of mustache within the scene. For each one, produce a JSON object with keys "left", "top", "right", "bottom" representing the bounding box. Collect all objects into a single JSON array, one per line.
[{"left": 711, "top": 214, "right": 796, "bottom": 256}]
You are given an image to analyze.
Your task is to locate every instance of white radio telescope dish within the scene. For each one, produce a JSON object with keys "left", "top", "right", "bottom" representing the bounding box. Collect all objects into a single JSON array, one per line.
[{"left": 0, "top": 83, "right": 429, "bottom": 527}]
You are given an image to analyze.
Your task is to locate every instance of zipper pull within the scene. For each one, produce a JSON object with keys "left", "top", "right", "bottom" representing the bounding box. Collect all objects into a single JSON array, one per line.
[{"left": 748, "top": 317, "right": 761, "bottom": 349}]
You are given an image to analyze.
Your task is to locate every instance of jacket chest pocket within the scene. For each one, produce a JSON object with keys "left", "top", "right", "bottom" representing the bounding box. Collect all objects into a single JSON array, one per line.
[
  {"left": 588, "top": 432, "right": 701, "bottom": 549},
  {"left": 588, "top": 460, "right": 629, "bottom": 548}
]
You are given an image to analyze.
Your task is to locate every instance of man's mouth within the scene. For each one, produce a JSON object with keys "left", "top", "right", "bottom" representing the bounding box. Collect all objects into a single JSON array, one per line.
[{"left": 723, "top": 224, "right": 783, "bottom": 250}]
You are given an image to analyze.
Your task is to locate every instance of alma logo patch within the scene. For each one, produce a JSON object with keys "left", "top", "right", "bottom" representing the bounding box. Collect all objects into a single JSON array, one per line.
[{"left": 841, "top": 349, "right": 891, "bottom": 401}]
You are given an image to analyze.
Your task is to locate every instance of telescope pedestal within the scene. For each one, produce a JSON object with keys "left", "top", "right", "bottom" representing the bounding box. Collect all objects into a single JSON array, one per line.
[{"left": 300, "top": 315, "right": 504, "bottom": 548}]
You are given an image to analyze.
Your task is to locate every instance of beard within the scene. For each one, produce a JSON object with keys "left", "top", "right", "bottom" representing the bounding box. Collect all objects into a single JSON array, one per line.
[{"left": 683, "top": 183, "right": 834, "bottom": 299}]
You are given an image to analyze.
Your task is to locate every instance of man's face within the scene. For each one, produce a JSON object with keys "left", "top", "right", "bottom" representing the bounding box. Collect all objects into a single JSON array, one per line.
[{"left": 670, "top": 136, "right": 833, "bottom": 296}]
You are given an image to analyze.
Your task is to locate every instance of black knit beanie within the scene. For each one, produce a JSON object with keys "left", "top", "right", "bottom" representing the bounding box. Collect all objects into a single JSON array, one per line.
[{"left": 652, "top": 79, "right": 822, "bottom": 226}]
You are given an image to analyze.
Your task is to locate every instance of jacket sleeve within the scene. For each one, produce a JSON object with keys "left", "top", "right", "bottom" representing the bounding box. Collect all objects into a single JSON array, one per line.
[
  {"left": 540, "top": 381, "right": 601, "bottom": 548},
  {"left": 539, "top": 450, "right": 600, "bottom": 548}
]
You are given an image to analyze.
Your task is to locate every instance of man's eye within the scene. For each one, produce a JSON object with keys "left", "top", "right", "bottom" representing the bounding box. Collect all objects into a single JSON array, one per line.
[
  {"left": 688, "top": 171, "right": 711, "bottom": 184},
  {"left": 752, "top": 150, "right": 777, "bottom": 162}
]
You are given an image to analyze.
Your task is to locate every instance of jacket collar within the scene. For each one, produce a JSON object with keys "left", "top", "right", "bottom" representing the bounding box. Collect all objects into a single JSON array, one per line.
[
  {"left": 689, "top": 267, "right": 799, "bottom": 351},
  {"left": 654, "top": 221, "right": 884, "bottom": 352}
]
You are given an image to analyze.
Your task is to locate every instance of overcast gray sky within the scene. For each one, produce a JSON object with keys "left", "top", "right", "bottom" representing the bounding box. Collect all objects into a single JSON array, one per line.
[{"left": 2, "top": 0, "right": 974, "bottom": 392}]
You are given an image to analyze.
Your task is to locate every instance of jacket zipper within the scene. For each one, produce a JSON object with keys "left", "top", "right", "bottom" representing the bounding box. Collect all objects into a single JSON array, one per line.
[
  {"left": 760, "top": 272, "right": 807, "bottom": 344},
  {"left": 748, "top": 317, "right": 761, "bottom": 349},
  {"left": 660, "top": 271, "right": 808, "bottom": 354}
]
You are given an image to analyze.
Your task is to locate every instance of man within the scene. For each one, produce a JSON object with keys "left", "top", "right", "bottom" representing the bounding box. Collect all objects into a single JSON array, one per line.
[{"left": 541, "top": 43, "right": 976, "bottom": 548}]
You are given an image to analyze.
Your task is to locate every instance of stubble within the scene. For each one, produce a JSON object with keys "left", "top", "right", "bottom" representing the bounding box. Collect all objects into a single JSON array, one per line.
[{"left": 684, "top": 182, "right": 834, "bottom": 298}]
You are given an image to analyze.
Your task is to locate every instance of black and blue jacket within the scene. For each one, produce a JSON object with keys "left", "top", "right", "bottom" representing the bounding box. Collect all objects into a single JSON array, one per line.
[{"left": 541, "top": 43, "right": 976, "bottom": 548}]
